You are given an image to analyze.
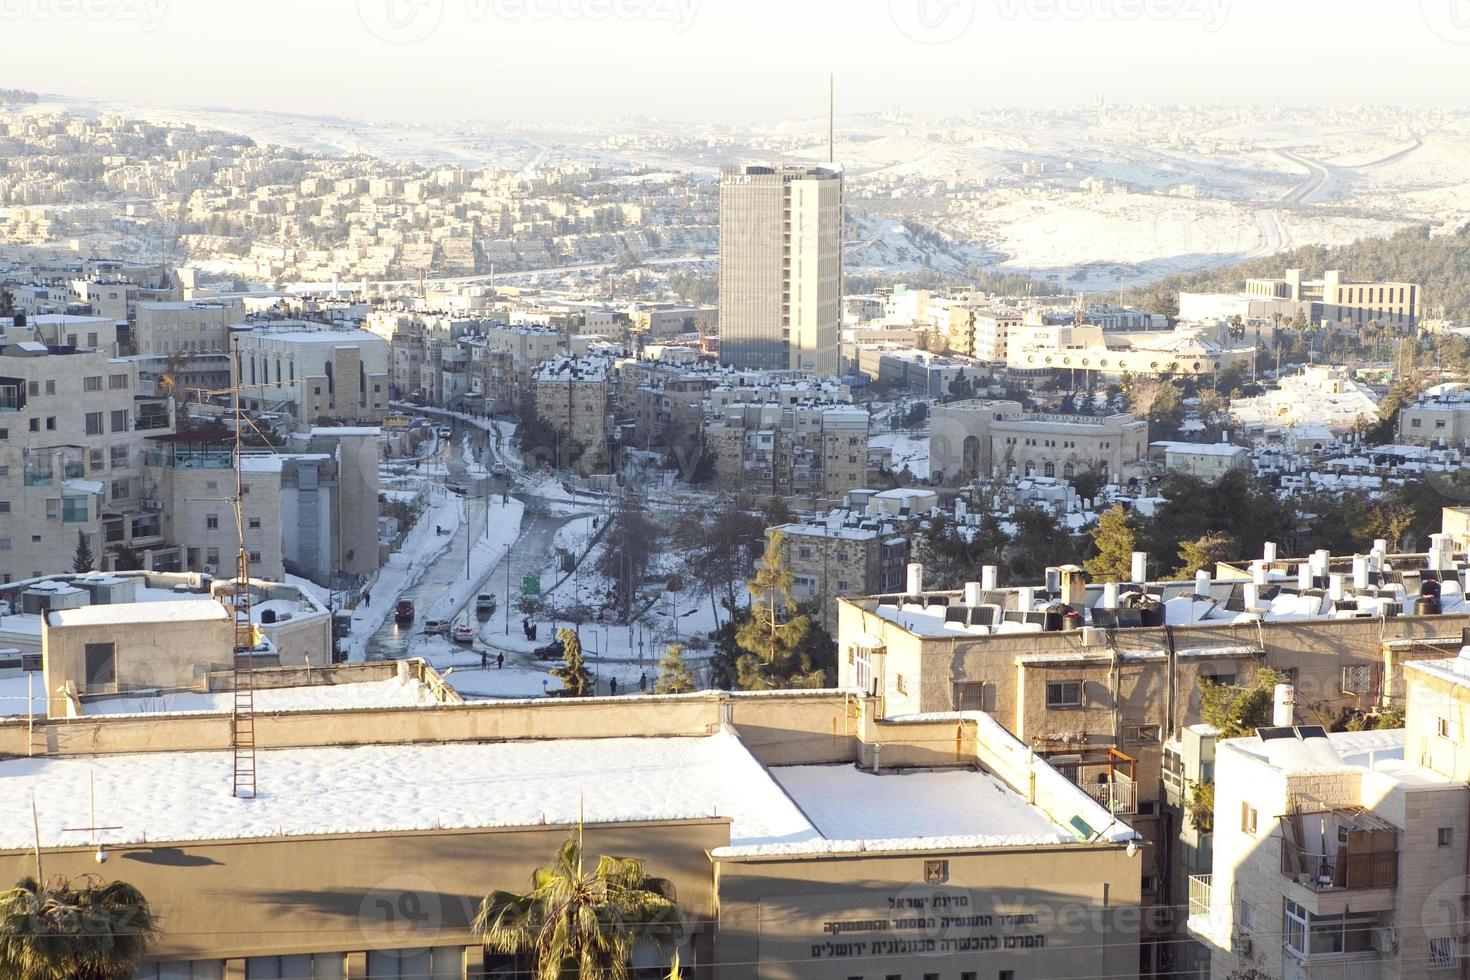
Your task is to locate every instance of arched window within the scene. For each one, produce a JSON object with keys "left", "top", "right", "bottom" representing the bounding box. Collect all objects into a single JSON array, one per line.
[
  {"left": 1025, "top": 460, "right": 1036, "bottom": 477},
  {"left": 1064, "top": 463, "right": 1076, "bottom": 478},
  {"left": 962, "top": 436, "right": 981, "bottom": 478},
  {"left": 1044, "top": 462, "right": 1056, "bottom": 478}
]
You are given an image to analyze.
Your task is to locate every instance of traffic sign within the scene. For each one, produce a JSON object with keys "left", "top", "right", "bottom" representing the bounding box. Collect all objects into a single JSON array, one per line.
[{"left": 522, "top": 575, "right": 540, "bottom": 596}]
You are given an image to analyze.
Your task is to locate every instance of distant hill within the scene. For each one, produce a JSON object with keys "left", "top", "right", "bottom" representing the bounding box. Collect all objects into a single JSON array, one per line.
[
  {"left": 1130, "top": 224, "right": 1470, "bottom": 322},
  {"left": 0, "top": 89, "right": 38, "bottom": 105}
]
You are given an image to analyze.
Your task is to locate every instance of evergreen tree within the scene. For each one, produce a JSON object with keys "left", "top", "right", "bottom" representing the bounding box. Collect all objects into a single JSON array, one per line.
[
  {"left": 654, "top": 644, "right": 696, "bottom": 695},
  {"left": 72, "top": 532, "right": 94, "bottom": 574},
  {"left": 1175, "top": 533, "right": 1234, "bottom": 578},
  {"left": 1085, "top": 506, "right": 1140, "bottom": 583},
  {"left": 1199, "top": 668, "right": 1285, "bottom": 739},
  {"left": 550, "top": 627, "right": 592, "bottom": 698},
  {"left": 734, "top": 532, "right": 824, "bottom": 690}
]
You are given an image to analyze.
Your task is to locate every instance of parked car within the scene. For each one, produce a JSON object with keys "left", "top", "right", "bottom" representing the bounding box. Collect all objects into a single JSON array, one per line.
[
  {"left": 394, "top": 599, "right": 415, "bottom": 624},
  {"left": 452, "top": 625, "right": 476, "bottom": 644},
  {"left": 423, "top": 619, "right": 448, "bottom": 635},
  {"left": 533, "top": 638, "right": 565, "bottom": 661},
  {"left": 475, "top": 593, "right": 496, "bottom": 613},
  {"left": 446, "top": 483, "right": 467, "bottom": 497}
]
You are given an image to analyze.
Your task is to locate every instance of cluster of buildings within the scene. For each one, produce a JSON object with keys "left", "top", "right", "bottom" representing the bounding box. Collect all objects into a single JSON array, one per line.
[
  {"left": 0, "top": 111, "right": 715, "bottom": 282},
  {"left": 0, "top": 563, "right": 1143, "bottom": 980},
  {"left": 834, "top": 511, "right": 1470, "bottom": 976}
]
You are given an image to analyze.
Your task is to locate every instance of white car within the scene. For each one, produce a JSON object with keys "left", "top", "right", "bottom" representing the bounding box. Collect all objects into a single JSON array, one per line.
[{"left": 452, "top": 625, "right": 476, "bottom": 644}]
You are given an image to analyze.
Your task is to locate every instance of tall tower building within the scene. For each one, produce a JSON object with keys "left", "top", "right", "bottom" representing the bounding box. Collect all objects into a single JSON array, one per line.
[{"left": 718, "top": 165, "right": 842, "bottom": 375}]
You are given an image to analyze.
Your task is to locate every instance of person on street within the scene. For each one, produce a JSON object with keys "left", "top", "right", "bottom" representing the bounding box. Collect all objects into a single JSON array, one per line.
[
  {"left": 609, "top": 677, "right": 618, "bottom": 696},
  {"left": 639, "top": 672, "right": 647, "bottom": 692},
  {"left": 496, "top": 651, "right": 504, "bottom": 670},
  {"left": 479, "top": 649, "right": 488, "bottom": 668}
]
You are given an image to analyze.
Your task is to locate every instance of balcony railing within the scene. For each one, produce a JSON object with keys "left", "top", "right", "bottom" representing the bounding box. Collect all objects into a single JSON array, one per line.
[
  {"left": 1188, "top": 874, "right": 1212, "bottom": 918},
  {"left": 135, "top": 414, "right": 171, "bottom": 431},
  {"left": 1281, "top": 841, "right": 1397, "bottom": 891},
  {"left": 1082, "top": 776, "right": 1139, "bottom": 815}
]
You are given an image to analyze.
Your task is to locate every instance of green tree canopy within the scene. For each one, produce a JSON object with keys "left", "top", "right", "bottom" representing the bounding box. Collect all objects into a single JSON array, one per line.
[
  {"left": 474, "top": 831, "right": 682, "bottom": 980},
  {"left": 0, "top": 874, "right": 157, "bottom": 980},
  {"left": 550, "top": 627, "right": 592, "bottom": 698}
]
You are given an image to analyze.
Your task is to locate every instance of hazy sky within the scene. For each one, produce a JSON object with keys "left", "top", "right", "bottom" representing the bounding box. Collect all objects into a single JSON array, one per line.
[{"left": 3, "top": 0, "right": 1469, "bottom": 124}]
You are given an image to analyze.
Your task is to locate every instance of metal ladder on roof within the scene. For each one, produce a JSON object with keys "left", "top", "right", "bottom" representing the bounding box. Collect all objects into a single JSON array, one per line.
[{"left": 231, "top": 548, "right": 257, "bottom": 800}]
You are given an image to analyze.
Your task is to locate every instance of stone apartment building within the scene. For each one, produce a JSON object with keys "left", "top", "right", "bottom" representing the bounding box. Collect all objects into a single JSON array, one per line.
[
  {"left": 134, "top": 300, "right": 241, "bottom": 356},
  {"left": 0, "top": 343, "right": 174, "bottom": 583},
  {"left": 705, "top": 401, "right": 869, "bottom": 499},
  {"left": 459, "top": 322, "right": 568, "bottom": 413},
  {"left": 142, "top": 428, "right": 381, "bottom": 586},
  {"left": 766, "top": 489, "right": 933, "bottom": 629},
  {"left": 1188, "top": 653, "right": 1470, "bottom": 980},
  {"left": 930, "top": 398, "right": 1149, "bottom": 484},
  {"left": 532, "top": 355, "right": 611, "bottom": 472},
  {"left": 834, "top": 530, "right": 1470, "bottom": 976},
  {"left": 1399, "top": 385, "right": 1470, "bottom": 447},
  {"left": 1247, "top": 268, "right": 1421, "bottom": 328},
  {"left": 233, "top": 321, "right": 390, "bottom": 430}
]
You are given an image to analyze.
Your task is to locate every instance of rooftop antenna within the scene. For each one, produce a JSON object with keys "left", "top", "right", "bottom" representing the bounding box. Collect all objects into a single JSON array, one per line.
[
  {"left": 828, "top": 74, "right": 835, "bottom": 165},
  {"left": 185, "top": 338, "right": 261, "bottom": 799},
  {"left": 227, "top": 337, "right": 258, "bottom": 799}
]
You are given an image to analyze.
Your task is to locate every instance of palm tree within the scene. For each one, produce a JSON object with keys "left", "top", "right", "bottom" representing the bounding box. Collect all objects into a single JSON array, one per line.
[
  {"left": 475, "top": 830, "right": 683, "bottom": 980},
  {"left": 0, "top": 874, "right": 158, "bottom": 980}
]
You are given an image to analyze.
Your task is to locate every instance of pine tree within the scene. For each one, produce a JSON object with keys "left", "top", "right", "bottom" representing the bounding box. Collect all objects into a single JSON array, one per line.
[
  {"left": 1085, "top": 506, "right": 1139, "bottom": 583},
  {"left": 1175, "top": 533, "right": 1234, "bottom": 578},
  {"left": 72, "top": 531, "right": 95, "bottom": 574},
  {"left": 550, "top": 628, "right": 592, "bottom": 698},
  {"left": 733, "top": 532, "right": 824, "bottom": 690},
  {"left": 654, "top": 644, "right": 696, "bottom": 695}
]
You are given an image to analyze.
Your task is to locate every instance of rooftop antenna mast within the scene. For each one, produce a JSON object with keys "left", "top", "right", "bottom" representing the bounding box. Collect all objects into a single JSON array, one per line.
[
  {"left": 226, "top": 336, "right": 257, "bottom": 799},
  {"left": 828, "top": 74, "right": 835, "bottom": 165}
]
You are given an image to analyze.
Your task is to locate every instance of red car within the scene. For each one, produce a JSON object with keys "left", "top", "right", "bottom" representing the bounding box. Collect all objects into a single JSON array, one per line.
[{"left": 394, "top": 599, "right": 415, "bottom": 624}]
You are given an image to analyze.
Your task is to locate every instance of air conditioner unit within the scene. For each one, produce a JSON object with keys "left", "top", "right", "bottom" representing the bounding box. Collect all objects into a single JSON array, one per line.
[
  {"left": 1230, "top": 933, "right": 1252, "bottom": 956},
  {"left": 1371, "top": 927, "right": 1399, "bottom": 954}
]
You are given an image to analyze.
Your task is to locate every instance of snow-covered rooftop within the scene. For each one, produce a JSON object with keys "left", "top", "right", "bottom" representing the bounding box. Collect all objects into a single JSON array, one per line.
[
  {"left": 81, "top": 676, "right": 439, "bottom": 717},
  {"left": 47, "top": 599, "right": 229, "bottom": 629},
  {"left": 0, "top": 729, "right": 1090, "bottom": 855},
  {"left": 1, "top": 732, "right": 814, "bottom": 850}
]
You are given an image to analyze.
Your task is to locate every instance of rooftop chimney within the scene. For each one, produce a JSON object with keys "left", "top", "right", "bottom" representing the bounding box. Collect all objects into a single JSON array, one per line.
[
  {"left": 906, "top": 563, "right": 924, "bottom": 597},
  {"left": 1273, "top": 684, "right": 1296, "bottom": 727},
  {"left": 1130, "top": 552, "right": 1147, "bottom": 584},
  {"left": 981, "top": 565, "right": 998, "bottom": 591}
]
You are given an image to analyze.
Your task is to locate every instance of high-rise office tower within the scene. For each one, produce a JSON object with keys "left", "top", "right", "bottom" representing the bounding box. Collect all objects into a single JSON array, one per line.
[{"left": 718, "top": 165, "right": 842, "bottom": 375}]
